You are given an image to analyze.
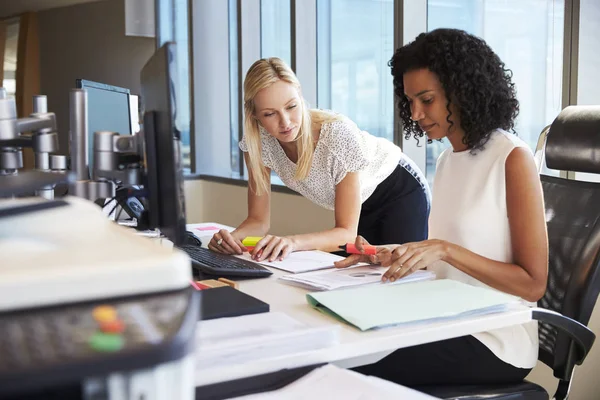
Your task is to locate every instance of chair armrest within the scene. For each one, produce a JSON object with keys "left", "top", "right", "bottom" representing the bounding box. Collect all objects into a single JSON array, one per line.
[{"left": 532, "top": 307, "right": 596, "bottom": 363}]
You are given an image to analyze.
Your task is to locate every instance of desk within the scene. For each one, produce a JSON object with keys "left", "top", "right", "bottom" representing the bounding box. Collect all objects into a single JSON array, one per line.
[{"left": 191, "top": 224, "right": 532, "bottom": 387}]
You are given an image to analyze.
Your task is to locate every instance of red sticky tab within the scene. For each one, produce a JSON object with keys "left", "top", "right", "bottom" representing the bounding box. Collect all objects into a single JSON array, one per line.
[{"left": 190, "top": 280, "right": 211, "bottom": 290}]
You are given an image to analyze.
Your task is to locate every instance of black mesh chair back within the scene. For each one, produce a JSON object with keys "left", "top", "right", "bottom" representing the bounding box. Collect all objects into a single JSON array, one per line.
[
  {"left": 538, "top": 176, "right": 600, "bottom": 379},
  {"left": 538, "top": 105, "right": 600, "bottom": 383}
]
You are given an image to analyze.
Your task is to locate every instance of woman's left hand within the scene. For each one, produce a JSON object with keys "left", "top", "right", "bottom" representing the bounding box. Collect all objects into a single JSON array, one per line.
[
  {"left": 251, "top": 235, "right": 296, "bottom": 262},
  {"left": 381, "top": 239, "right": 450, "bottom": 282}
]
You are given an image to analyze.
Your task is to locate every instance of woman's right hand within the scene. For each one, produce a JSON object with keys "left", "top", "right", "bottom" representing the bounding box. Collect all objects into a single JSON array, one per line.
[
  {"left": 333, "top": 235, "right": 394, "bottom": 268},
  {"left": 208, "top": 229, "right": 247, "bottom": 255}
]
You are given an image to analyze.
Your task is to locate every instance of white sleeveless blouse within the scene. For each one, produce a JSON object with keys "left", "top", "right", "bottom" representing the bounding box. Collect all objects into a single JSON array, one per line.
[{"left": 428, "top": 129, "right": 538, "bottom": 368}]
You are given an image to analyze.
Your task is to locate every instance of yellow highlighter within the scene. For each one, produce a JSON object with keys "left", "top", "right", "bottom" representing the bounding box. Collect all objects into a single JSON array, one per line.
[{"left": 242, "top": 236, "right": 263, "bottom": 252}]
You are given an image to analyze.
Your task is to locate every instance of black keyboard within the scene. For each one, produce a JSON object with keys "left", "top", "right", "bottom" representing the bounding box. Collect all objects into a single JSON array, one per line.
[{"left": 177, "top": 244, "right": 273, "bottom": 278}]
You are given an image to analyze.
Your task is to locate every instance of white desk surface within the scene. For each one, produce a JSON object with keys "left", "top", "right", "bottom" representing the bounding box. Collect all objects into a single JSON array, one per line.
[
  {"left": 191, "top": 224, "right": 532, "bottom": 387},
  {"left": 194, "top": 267, "right": 532, "bottom": 387}
]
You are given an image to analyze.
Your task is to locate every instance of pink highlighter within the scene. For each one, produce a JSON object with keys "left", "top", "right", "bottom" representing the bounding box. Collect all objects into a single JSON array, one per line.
[{"left": 339, "top": 243, "right": 377, "bottom": 255}]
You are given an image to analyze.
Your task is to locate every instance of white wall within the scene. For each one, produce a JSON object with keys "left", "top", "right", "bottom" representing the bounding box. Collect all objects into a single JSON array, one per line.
[{"left": 184, "top": 179, "right": 333, "bottom": 236}]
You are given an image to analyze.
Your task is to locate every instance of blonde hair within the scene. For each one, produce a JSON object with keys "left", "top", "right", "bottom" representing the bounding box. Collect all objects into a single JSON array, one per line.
[{"left": 243, "top": 57, "right": 340, "bottom": 195}]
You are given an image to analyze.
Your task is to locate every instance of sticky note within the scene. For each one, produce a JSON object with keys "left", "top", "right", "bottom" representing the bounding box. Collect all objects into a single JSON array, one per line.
[{"left": 195, "top": 225, "right": 220, "bottom": 231}]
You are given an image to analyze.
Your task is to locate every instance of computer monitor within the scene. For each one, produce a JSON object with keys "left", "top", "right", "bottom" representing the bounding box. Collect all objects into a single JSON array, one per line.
[
  {"left": 75, "top": 79, "right": 132, "bottom": 175},
  {"left": 140, "top": 42, "right": 187, "bottom": 246}
]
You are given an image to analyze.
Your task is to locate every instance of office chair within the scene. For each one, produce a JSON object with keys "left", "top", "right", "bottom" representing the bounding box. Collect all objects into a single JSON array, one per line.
[{"left": 414, "top": 105, "right": 600, "bottom": 400}]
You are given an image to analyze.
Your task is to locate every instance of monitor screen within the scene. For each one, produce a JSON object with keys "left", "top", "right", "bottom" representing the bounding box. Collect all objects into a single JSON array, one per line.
[
  {"left": 140, "top": 42, "right": 187, "bottom": 246},
  {"left": 75, "top": 79, "right": 132, "bottom": 175}
]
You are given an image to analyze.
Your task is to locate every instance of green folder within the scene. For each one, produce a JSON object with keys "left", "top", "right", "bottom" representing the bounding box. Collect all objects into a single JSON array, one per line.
[{"left": 306, "top": 279, "right": 520, "bottom": 331}]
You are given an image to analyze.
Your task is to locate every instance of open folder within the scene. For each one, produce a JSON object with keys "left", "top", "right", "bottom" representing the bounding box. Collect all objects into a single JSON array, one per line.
[{"left": 306, "top": 279, "right": 521, "bottom": 331}]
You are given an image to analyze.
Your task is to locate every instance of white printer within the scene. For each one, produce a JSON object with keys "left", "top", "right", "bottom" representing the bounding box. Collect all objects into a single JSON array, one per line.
[{"left": 0, "top": 196, "right": 197, "bottom": 400}]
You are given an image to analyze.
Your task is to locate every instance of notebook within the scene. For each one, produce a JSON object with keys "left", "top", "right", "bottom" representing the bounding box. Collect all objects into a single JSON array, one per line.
[
  {"left": 306, "top": 279, "right": 520, "bottom": 331},
  {"left": 198, "top": 286, "right": 269, "bottom": 320}
]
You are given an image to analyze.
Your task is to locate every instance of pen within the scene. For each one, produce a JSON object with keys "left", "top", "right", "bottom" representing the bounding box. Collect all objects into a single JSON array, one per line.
[{"left": 339, "top": 243, "right": 377, "bottom": 255}]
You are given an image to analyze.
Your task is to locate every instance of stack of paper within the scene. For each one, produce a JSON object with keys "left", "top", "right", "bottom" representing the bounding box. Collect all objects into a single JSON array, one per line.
[
  {"left": 236, "top": 250, "right": 345, "bottom": 273},
  {"left": 195, "top": 312, "right": 339, "bottom": 369},
  {"left": 229, "top": 364, "right": 438, "bottom": 399},
  {"left": 280, "top": 265, "right": 435, "bottom": 291},
  {"left": 307, "top": 279, "right": 521, "bottom": 331}
]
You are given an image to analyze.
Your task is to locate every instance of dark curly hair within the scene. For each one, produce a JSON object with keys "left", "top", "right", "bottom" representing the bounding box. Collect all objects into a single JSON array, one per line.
[{"left": 389, "top": 28, "right": 519, "bottom": 150}]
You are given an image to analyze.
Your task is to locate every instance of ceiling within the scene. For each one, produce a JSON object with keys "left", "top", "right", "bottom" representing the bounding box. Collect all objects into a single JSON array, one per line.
[{"left": 0, "top": 0, "right": 102, "bottom": 19}]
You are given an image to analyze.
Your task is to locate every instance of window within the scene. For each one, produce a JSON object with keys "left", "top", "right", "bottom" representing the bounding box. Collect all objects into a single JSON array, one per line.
[
  {"left": 317, "top": 0, "right": 395, "bottom": 141},
  {"left": 577, "top": 0, "right": 600, "bottom": 107},
  {"left": 155, "top": 0, "right": 192, "bottom": 170},
  {"left": 261, "top": 0, "right": 291, "bottom": 65},
  {"left": 192, "top": 0, "right": 236, "bottom": 177},
  {"left": 2, "top": 20, "right": 19, "bottom": 98},
  {"left": 192, "top": 0, "right": 395, "bottom": 179},
  {"left": 190, "top": 0, "right": 568, "bottom": 186},
  {"left": 174, "top": 0, "right": 192, "bottom": 171},
  {"left": 425, "top": 0, "right": 564, "bottom": 186},
  {"left": 573, "top": 0, "right": 600, "bottom": 183},
  {"left": 228, "top": 0, "right": 241, "bottom": 176}
]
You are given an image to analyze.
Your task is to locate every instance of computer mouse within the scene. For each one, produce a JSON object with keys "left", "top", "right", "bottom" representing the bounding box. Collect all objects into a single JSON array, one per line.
[{"left": 185, "top": 231, "right": 202, "bottom": 246}]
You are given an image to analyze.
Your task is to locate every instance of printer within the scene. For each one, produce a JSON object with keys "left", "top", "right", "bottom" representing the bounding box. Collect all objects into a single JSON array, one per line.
[{"left": 0, "top": 196, "right": 198, "bottom": 400}]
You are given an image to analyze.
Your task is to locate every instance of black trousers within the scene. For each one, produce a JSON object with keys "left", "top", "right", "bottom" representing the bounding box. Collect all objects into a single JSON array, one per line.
[
  {"left": 353, "top": 335, "right": 531, "bottom": 386},
  {"left": 358, "top": 162, "right": 430, "bottom": 245}
]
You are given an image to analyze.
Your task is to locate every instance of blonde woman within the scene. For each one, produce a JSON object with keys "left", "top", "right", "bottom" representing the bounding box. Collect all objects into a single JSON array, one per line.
[{"left": 209, "top": 57, "right": 430, "bottom": 262}]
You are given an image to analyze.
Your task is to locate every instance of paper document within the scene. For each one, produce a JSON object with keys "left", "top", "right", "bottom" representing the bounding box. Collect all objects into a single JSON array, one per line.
[
  {"left": 280, "top": 265, "right": 435, "bottom": 291},
  {"left": 307, "top": 279, "right": 521, "bottom": 331},
  {"left": 236, "top": 250, "right": 345, "bottom": 273},
  {"left": 230, "top": 364, "right": 438, "bottom": 399},
  {"left": 196, "top": 312, "right": 339, "bottom": 369}
]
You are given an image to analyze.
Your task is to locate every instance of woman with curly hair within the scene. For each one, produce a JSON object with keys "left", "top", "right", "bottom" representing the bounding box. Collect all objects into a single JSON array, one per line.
[{"left": 336, "top": 28, "right": 548, "bottom": 385}]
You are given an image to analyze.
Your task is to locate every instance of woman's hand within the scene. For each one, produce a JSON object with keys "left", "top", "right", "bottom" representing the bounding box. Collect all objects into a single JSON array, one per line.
[
  {"left": 208, "top": 229, "right": 247, "bottom": 255},
  {"left": 379, "top": 239, "right": 449, "bottom": 282},
  {"left": 334, "top": 236, "right": 450, "bottom": 282},
  {"left": 251, "top": 235, "right": 296, "bottom": 262},
  {"left": 333, "top": 236, "right": 394, "bottom": 268}
]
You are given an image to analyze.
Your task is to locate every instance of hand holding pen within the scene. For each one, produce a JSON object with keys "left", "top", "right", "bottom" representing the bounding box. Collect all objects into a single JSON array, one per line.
[
  {"left": 334, "top": 235, "right": 394, "bottom": 271},
  {"left": 335, "top": 235, "right": 443, "bottom": 282},
  {"left": 209, "top": 229, "right": 247, "bottom": 255},
  {"left": 339, "top": 242, "right": 377, "bottom": 255}
]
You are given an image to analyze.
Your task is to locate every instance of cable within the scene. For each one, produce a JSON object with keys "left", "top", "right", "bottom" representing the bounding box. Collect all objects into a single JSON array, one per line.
[
  {"left": 100, "top": 196, "right": 118, "bottom": 218},
  {"left": 115, "top": 204, "right": 123, "bottom": 221},
  {"left": 107, "top": 200, "right": 119, "bottom": 219}
]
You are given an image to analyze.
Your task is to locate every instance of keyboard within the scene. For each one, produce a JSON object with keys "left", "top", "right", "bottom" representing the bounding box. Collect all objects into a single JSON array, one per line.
[{"left": 177, "top": 244, "right": 273, "bottom": 278}]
